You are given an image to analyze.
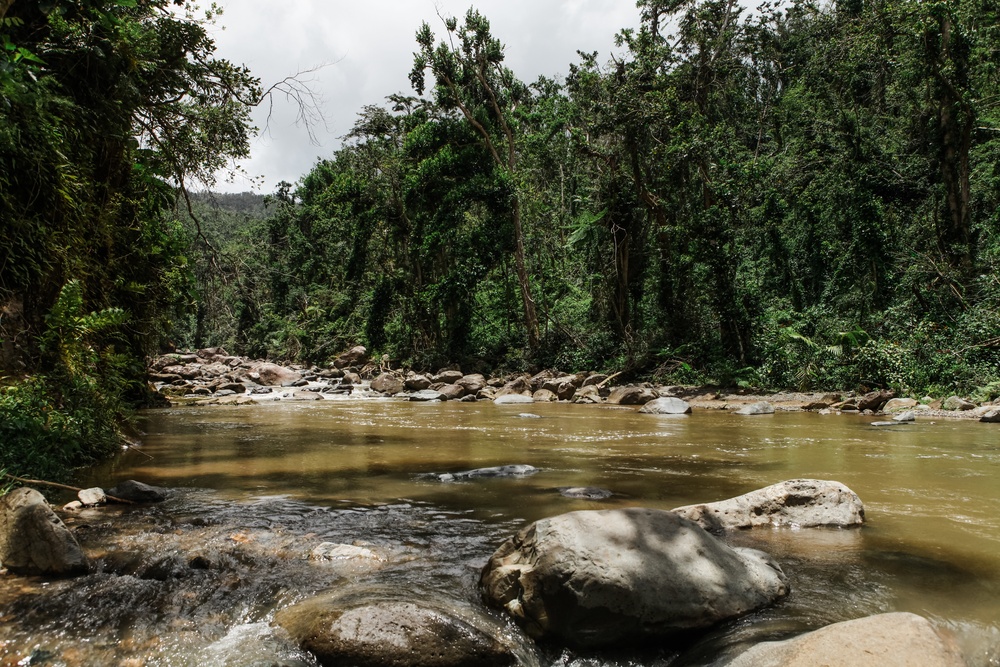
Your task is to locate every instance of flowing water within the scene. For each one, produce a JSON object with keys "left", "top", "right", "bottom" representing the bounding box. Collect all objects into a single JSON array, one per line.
[{"left": 2, "top": 398, "right": 999, "bottom": 666}]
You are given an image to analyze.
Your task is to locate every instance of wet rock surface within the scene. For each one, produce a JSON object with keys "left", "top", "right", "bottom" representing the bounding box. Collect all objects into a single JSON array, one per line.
[
  {"left": 0, "top": 488, "right": 89, "bottom": 576},
  {"left": 479, "top": 508, "right": 789, "bottom": 648},
  {"left": 106, "top": 480, "right": 168, "bottom": 503},
  {"left": 722, "top": 612, "right": 966, "bottom": 667},
  {"left": 639, "top": 397, "right": 692, "bottom": 414},
  {"left": 274, "top": 591, "right": 521, "bottom": 667},
  {"left": 672, "top": 479, "right": 865, "bottom": 533},
  {"left": 422, "top": 465, "right": 539, "bottom": 483}
]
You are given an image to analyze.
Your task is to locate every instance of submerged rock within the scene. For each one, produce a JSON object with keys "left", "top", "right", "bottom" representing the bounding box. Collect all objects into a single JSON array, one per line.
[
  {"left": 671, "top": 479, "right": 864, "bottom": 533},
  {"left": 479, "top": 507, "right": 788, "bottom": 648},
  {"left": 723, "top": 612, "right": 965, "bottom": 667},
  {"left": 425, "top": 465, "right": 538, "bottom": 483},
  {"left": 274, "top": 592, "right": 520, "bottom": 667},
  {"left": 107, "top": 480, "right": 168, "bottom": 503},
  {"left": 0, "top": 488, "right": 89, "bottom": 575},
  {"left": 557, "top": 486, "right": 613, "bottom": 500}
]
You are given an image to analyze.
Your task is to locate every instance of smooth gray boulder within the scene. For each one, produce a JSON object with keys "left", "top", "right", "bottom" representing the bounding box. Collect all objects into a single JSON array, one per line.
[
  {"left": 892, "top": 410, "right": 916, "bottom": 422},
  {"left": 457, "top": 374, "right": 487, "bottom": 395},
  {"left": 433, "top": 369, "right": 465, "bottom": 385},
  {"left": 479, "top": 507, "right": 788, "bottom": 648},
  {"left": 671, "top": 479, "right": 864, "bottom": 533},
  {"left": 606, "top": 386, "right": 657, "bottom": 405},
  {"left": 370, "top": 372, "right": 404, "bottom": 395},
  {"left": 0, "top": 488, "right": 89, "bottom": 575},
  {"left": 494, "top": 394, "right": 534, "bottom": 405},
  {"left": 723, "top": 612, "right": 965, "bottom": 667},
  {"left": 107, "top": 479, "right": 168, "bottom": 503},
  {"left": 437, "top": 383, "right": 466, "bottom": 400},
  {"left": 735, "top": 401, "right": 775, "bottom": 415},
  {"left": 274, "top": 592, "right": 521, "bottom": 667},
  {"left": 639, "top": 397, "right": 692, "bottom": 414},
  {"left": 404, "top": 374, "right": 432, "bottom": 391}
]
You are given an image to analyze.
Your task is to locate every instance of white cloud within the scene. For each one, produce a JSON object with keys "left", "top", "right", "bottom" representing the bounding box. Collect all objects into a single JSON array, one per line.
[{"left": 209, "top": 0, "right": 641, "bottom": 193}]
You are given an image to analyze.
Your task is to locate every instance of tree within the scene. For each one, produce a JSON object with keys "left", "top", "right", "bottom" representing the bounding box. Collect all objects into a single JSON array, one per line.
[{"left": 411, "top": 9, "right": 541, "bottom": 350}]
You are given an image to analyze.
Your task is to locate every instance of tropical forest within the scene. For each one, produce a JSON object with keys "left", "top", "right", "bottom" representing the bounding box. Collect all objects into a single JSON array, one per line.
[{"left": 0, "top": 0, "right": 999, "bottom": 665}]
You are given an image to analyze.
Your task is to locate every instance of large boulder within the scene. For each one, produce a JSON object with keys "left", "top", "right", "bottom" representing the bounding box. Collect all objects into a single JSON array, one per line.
[
  {"left": 456, "top": 374, "right": 487, "bottom": 395},
  {"left": 404, "top": 374, "right": 432, "bottom": 391},
  {"left": 672, "top": 479, "right": 864, "bottom": 533},
  {"left": 607, "top": 386, "right": 658, "bottom": 405},
  {"left": 273, "top": 591, "right": 521, "bottom": 667},
  {"left": 857, "top": 389, "right": 895, "bottom": 412},
  {"left": 249, "top": 363, "right": 302, "bottom": 387},
  {"left": 532, "top": 388, "right": 559, "bottom": 402},
  {"left": 370, "top": 373, "right": 404, "bottom": 395},
  {"left": 942, "top": 395, "right": 976, "bottom": 411},
  {"left": 495, "top": 376, "right": 532, "bottom": 398},
  {"left": 0, "top": 488, "right": 89, "bottom": 575},
  {"left": 433, "top": 369, "right": 465, "bottom": 385},
  {"left": 437, "top": 384, "right": 466, "bottom": 400},
  {"left": 723, "top": 612, "right": 965, "bottom": 667},
  {"left": 980, "top": 408, "right": 1000, "bottom": 423},
  {"left": 639, "top": 397, "right": 692, "bottom": 414},
  {"left": 573, "top": 385, "right": 602, "bottom": 404},
  {"left": 107, "top": 479, "right": 168, "bottom": 503},
  {"left": 883, "top": 397, "right": 918, "bottom": 411},
  {"left": 479, "top": 508, "right": 788, "bottom": 648},
  {"left": 332, "top": 345, "right": 367, "bottom": 369}
]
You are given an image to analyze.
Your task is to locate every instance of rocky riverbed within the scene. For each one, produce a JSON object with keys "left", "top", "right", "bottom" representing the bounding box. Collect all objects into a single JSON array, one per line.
[{"left": 147, "top": 345, "right": 1000, "bottom": 423}]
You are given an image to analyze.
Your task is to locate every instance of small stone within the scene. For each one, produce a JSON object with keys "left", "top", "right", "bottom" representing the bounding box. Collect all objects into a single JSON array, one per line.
[
  {"left": 107, "top": 480, "right": 168, "bottom": 503},
  {"left": 77, "top": 487, "right": 106, "bottom": 506}
]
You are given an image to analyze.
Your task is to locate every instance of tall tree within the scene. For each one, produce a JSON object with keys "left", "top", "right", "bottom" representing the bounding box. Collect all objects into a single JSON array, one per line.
[{"left": 410, "top": 9, "right": 540, "bottom": 350}]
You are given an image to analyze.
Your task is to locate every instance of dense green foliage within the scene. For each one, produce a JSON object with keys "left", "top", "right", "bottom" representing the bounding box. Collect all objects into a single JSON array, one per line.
[
  {"left": 188, "top": 1, "right": 999, "bottom": 394},
  {"left": 0, "top": 0, "right": 258, "bottom": 479}
]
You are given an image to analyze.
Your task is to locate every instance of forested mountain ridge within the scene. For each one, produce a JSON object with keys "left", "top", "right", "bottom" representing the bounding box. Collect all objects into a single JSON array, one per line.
[{"left": 182, "top": 1, "right": 1000, "bottom": 397}]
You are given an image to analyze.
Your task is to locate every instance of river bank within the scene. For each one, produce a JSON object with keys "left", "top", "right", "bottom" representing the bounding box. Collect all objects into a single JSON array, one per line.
[{"left": 148, "top": 345, "right": 1000, "bottom": 423}]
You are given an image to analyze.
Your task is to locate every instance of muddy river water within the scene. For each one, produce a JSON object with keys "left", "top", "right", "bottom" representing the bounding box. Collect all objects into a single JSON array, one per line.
[{"left": 2, "top": 398, "right": 998, "bottom": 666}]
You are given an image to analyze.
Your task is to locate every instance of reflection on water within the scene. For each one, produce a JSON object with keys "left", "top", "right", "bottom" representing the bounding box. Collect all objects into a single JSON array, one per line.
[{"left": 1, "top": 400, "right": 997, "bottom": 665}]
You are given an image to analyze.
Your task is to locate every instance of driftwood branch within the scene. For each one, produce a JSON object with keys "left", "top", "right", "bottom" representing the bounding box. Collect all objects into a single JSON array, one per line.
[{"left": 2, "top": 473, "right": 136, "bottom": 505}]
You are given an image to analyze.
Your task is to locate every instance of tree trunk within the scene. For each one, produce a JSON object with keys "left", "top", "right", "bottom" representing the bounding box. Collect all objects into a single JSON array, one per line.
[{"left": 512, "top": 197, "right": 539, "bottom": 349}]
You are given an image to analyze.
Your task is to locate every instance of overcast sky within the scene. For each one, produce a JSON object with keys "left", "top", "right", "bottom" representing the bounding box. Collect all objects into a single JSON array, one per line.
[{"left": 207, "top": 0, "right": 641, "bottom": 193}]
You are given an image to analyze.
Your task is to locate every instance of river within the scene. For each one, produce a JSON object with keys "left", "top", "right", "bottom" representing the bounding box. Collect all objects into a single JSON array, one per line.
[{"left": 1, "top": 398, "right": 998, "bottom": 666}]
